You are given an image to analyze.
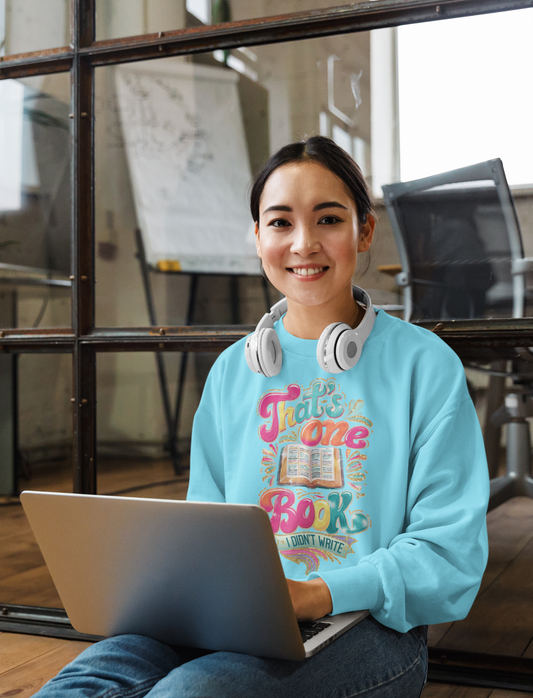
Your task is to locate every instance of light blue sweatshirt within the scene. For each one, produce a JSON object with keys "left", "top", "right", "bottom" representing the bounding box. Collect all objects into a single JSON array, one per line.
[{"left": 187, "top": 309, "right": 489, "bottom": 633}]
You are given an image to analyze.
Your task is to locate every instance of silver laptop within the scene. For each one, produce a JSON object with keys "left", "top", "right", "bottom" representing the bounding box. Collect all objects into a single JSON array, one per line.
[{"left": 20, "top": 491, "right": 368, "bottom": 661}]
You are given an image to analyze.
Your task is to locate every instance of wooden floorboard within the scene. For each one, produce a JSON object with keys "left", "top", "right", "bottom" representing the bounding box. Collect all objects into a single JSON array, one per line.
[
  {"left": 0, "top": 632, "right": 74, "bottom": 674},
  {"left": 429, "top": 497, "right": 533, "bottom": 654},
  {"left": 0, "top": 633, "right": 92, "bottom": 697},
  {"left": 0, "top": 458, "right": 189, "bottom": 608},
  {"left": 9, "top": 456, "right": 188, "bottom": 498},
  {"left": 478, "top": 498, "right": 533, "bottom": 595},
  {"left": 97, "top": 460, "right": 188, "bottom": 496},
  {"left": 0, "top": 504, "right": 35, "bottom": 541},
  {"left": 435, "top": 536, "right": 533, "bottom": 656},
  {"left": 0, "top": 564, "right": 62, "bottom": 607},
  {"left": 522, "top": 637, "right": 533, "bottom": 660},
  {"left": 428, "top": 621, "right": 454, "bottom": 647},
  {"left": 0, "top": 528, "right": 45, "bottom": 582},
  {"left": 422, "top": 684, "right": 492, "bottom": 697},
  {"left": 422, "top": 686, "right": 533, "bottom": 697}
]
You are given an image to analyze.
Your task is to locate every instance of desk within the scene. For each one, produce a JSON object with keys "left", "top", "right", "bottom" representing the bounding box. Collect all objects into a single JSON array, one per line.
[{"left": 377, "top": 264, "right": 402, "bottom": 276}]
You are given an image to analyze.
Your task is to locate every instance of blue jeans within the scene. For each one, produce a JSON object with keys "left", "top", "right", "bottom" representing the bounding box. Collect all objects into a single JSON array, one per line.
[{"left": 35, "top": 618, "right": 427, "bottom": 697}]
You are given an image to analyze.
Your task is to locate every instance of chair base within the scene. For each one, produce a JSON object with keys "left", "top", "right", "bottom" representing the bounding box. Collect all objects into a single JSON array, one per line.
[
  {"left": 488, "top": 420, "right": 533, "bottom": 511},
  {"left": 489, "top": 474, "right": 533, "bottom": 511}
]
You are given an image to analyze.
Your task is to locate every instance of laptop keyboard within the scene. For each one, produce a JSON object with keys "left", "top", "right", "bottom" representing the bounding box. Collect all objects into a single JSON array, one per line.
[{"left": 298, "top": 620, "right": 331, "bottom": 643}]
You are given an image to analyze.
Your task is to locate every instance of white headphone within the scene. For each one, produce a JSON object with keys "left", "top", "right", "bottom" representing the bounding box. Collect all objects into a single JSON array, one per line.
[{"left": 244, "top": 286, "right": 375, "bottom": 377}]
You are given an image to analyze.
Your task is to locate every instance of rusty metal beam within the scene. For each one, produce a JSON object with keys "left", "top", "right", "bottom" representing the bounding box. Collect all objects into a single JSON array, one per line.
[
  {"left": 0, "top": 342, "right": 73, "bottom": 354},
  {"left": 73, "top": 342, "right": 96, "bottom": 494},
  {"left": 70, "top": 0, "right": 97, "bottom": 494},
  {"left": 1, "top": 0, "right": 531, "bottom": 77},
  {"left": 416, "top": 318, "right": 533, "bottom": 342},
  {"left": 71, "top": 56, "right": 94, "bottom": 337},
  {"left": 428, "top": 647, "right": 533, "bottom": 691},
  {"left": 83, "top": 0, "right": 533, "bottom": 66},
  {"left": 78, "top": 0, "right": 96, "bottom": 48},
  {"left": 1, "top": 318, "right": 533, "bottom": 353},
  {"left": 0, "top": 51, "right": 72, "bottom": 79},
  {"left": 72, "top": 0, "right": 95, "bottom": 337},
  {"left": 0, "top": 329, "right": 74, "bottom": 353}
]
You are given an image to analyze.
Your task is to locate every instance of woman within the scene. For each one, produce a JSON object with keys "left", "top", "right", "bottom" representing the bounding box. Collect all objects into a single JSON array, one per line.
[{"left": 35, "top": 136, "right": 489, "bottom": 697}]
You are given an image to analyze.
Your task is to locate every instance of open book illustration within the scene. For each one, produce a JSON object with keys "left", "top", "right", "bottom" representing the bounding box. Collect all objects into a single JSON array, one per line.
[{"left": 278, "top": 445, "right": 344, "bottom": 489}]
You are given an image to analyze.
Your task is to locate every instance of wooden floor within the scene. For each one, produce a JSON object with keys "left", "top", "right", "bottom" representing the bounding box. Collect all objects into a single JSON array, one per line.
[
  {"left": 423, "top": 686, "right": 531, "bottom": 697},
  {"left": 0, "top": 458, "right": 190, "bottom": 607},
  {"left": 1, "top": 458, "right": 533, "bottom": 696},
  {"left": 0, "top": 633, "right": 93, "bottom": 697}
]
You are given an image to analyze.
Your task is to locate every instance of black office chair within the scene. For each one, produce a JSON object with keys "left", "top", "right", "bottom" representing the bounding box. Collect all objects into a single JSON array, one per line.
[{"left": 383, "top": 159, "right": 533, "bottom": 510}]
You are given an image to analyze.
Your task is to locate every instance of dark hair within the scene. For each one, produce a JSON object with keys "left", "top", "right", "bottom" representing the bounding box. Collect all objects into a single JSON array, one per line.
[{"left": 250, "top": 135, "right": 374, "bottom": 225}]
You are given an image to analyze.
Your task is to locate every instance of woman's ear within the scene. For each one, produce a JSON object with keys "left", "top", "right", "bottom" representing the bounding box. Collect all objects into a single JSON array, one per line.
[
  {"left": 255, "top": 221, "right": 261, "bottom": 257},
  {"left": 357, "top": 215, "right": 375, "bottom": 252}
]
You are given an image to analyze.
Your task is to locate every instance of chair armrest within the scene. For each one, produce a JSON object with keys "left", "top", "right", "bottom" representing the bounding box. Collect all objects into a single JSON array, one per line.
[
  {"left": 395, "top": 271, "right": 411, "bottom": 287},
  {"left": 512, "top": 257, "right": 533, "bottom": 275}
]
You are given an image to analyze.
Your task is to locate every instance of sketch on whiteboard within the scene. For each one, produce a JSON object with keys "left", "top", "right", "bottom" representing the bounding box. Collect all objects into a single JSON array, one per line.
[
  {"left": 116, "top": 59, "right": 257, "bottom": 274},
  {"left": 118, "top": 72, "right": 214, "bottom": 179}
]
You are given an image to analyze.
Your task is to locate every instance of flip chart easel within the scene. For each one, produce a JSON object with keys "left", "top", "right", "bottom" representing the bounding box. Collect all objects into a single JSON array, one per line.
[
  {"left": 116, "top": 58, "right": 267, "bottom": 471},
  {"left": 135, "top": 229, "right": 272, "bottom": 474},
  {"left": 116, "top": 58, "right": 258, "bottom": 275}
]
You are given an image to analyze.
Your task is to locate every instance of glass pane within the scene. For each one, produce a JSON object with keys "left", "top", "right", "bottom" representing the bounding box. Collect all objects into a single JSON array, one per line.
[
  {"left": 96, "top": 351, "right": 200, "bottom": 498},
  {"left": 95, "top": 30, "right": 404, "bottom": 327},
  {"left": 95, "top": 9, "right": 533, "bottom": 325},
  {"left": 95, "top": 0, "right": 361, "bottom": 41},
  {"left": 0, "top": 0, "right": 70, "bottom": 56},
  {"left": 0, "top": 72, "right": 72, "bottom": 329},
  {"left": 0, "top": 352, "right": 72, "bottom": 608},
  {"left": 398, "top": 9, "right": 533, "bottom": 186},
  {"left": 94, "top": 55, "right": 280, "bottom": 328},
  {"left": 389, "top": 7, "right": 533, "bottom": 322}
]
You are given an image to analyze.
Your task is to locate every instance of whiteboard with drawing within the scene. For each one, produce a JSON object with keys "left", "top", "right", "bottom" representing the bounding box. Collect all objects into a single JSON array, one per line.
[{"left": 115, "top": 59, "right": 258, "bottom": 274}]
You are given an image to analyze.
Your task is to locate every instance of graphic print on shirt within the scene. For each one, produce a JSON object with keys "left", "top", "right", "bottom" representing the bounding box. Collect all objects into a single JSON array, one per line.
[{"left": 257, "top": 378, "right": 372, "bottom": 574}]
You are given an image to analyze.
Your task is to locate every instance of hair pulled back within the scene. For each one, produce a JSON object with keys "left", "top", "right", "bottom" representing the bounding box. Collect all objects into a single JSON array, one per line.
[{"left": 250, "top": 135, "right": 374, "bottom": 226}]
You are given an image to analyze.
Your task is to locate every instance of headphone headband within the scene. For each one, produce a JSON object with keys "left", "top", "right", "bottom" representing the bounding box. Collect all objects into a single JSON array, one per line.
[
  {"left": 255, "top": 298, "right": 288, "bottom": 333},
  {"left": 350, "top": 286, "right": 375, "bottom": 346},
  {"left": 245, "top": 286, "right": 375, "bottom": 377}
]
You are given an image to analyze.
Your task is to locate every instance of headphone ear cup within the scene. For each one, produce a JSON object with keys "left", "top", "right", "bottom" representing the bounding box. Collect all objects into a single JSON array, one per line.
[
  {"left": 256, "top": 327, "right": 282, "bottom": 377},
  {"left": 317, "top": 323, "right": 334, "bottom": 372},
  {"left": 317, "top": 322, "right": 349, "bottom": 373},
  {"left": 245, "top": 332, "right": 261, "bottom": 374},
  {"left": 334, "top": 329, "right": 361, "bottom": 371}
]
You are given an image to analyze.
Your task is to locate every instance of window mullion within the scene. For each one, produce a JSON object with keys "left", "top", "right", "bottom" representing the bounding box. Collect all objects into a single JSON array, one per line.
[
  {"left": 72, "top": 0, "right": 97, "bottom": 493},
  {"left": 73, "top": 343, "right": 96, "bottom": 493}
]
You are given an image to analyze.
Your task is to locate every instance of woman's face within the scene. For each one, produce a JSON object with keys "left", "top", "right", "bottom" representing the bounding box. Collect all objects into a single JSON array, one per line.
[{"left": 255, "top": 160, "right": 374, "bottom": 312}]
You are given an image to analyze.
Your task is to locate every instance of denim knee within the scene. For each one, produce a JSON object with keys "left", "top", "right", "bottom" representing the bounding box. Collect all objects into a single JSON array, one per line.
[{"left": 34, "top": 635, "right": 182, "bottom": 698}]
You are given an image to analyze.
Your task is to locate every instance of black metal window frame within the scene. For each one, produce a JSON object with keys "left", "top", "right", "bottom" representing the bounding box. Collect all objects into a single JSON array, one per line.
[
  {"left": 0, "top": 0, "right": 529, "bottom": 492},
  {"left": 2, "top": 3, "right": 533, "bottom": 687}
]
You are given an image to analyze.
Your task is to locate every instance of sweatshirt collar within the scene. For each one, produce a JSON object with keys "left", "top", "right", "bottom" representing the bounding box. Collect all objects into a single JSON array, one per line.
[{"left": 275, "top": 308, "right": 388, "bottom": 359}]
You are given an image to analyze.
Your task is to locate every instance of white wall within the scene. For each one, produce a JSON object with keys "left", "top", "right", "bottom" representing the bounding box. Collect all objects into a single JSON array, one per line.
[
  {"left": 3, "top": 0, "right": 69, "bottom": 56},
  {"left": 95, "top": 0, "right": 186, "bottom": 40}
]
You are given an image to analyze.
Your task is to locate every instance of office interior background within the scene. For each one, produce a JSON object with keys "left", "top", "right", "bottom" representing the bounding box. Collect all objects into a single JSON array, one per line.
[{"left": 1, "top": 0, "right": 533, "bottom": 688}]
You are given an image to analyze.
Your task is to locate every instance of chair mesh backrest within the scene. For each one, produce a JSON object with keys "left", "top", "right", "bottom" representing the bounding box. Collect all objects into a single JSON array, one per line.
[{"left": 387, "top": 176, "right": 522, "bottom": 321}]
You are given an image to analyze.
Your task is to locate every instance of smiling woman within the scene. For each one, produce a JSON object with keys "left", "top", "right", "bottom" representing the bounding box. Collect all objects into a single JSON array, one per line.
[
  {"left": 31, "top": 136, "right": 490, "bottom": 698},
  {"left": 251, "top": 137, "right": 375, "bottom": 339}
]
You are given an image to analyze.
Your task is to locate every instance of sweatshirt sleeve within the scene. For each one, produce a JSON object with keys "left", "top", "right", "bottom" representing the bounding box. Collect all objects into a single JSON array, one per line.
[
  {"left": 186, "top": 364, "right": 226, "bottom": 504},
  {"left": 311, "top": 395, "right": 490, "bottom": 632}
]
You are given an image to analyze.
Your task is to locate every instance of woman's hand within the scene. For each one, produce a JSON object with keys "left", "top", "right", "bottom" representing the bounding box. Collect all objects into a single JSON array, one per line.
[{"left": 286, "top": 577, "right": 333, "bottom": 621}]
